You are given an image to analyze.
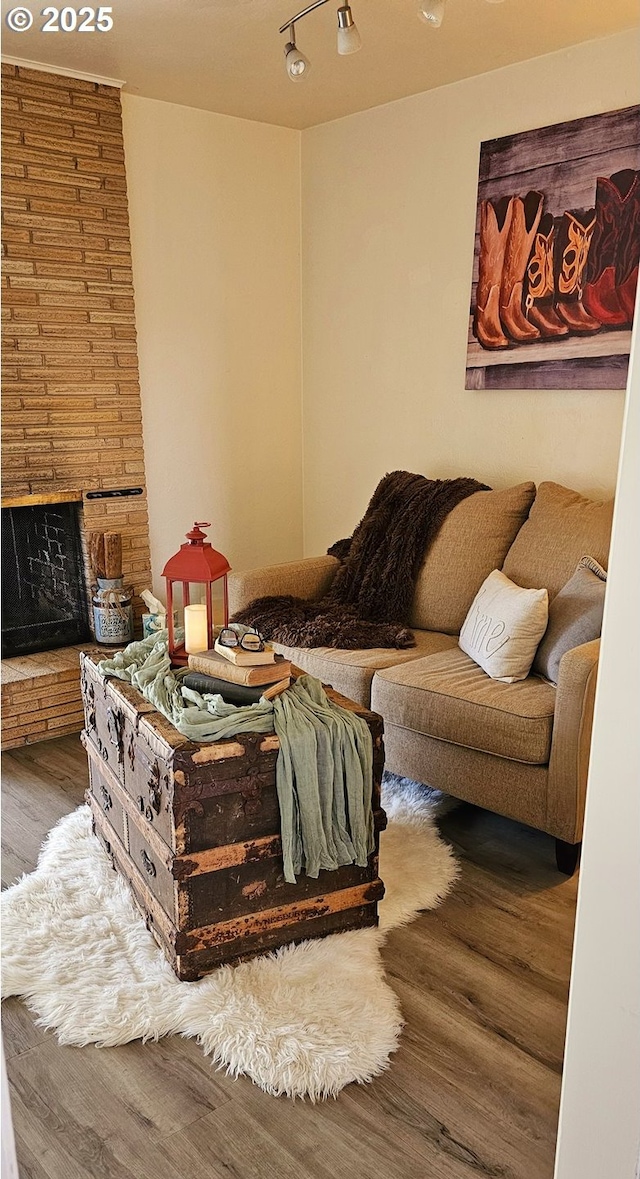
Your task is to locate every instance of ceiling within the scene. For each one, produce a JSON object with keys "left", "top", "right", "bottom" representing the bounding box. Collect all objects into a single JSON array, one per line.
[{"left": 2, "top": 0, "right": 638, "bottom": 129}]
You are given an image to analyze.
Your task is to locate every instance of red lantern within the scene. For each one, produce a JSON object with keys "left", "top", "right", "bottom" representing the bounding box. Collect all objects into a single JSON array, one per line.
[{"left": 161, "top": 522, "right": 231, "bottom": 666}]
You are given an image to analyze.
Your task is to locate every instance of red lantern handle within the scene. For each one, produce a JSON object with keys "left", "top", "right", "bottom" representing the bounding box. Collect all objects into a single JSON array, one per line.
[{"left": 186, "top": 522, "right": 211, "bottom": 543}]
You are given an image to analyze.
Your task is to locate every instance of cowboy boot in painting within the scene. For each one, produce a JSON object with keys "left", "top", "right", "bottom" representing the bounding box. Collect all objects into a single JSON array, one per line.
[
  {"left": 524, "top": 213, "right": 569, "bottom": 339},
  {"left": 583, "top": 170, "right": 639, "bottom": 328},
  {"left": 553, "top": 210, "right": 602, "bottom": 334},
  {"left": 474, "top": 195, "right": 514, "bottom": 349},
  {"left": 499, "top": 190, "right": 544, "bottom": 343},
  {"left": 614, "top": 169, "right": 640, "bottom": 324}
]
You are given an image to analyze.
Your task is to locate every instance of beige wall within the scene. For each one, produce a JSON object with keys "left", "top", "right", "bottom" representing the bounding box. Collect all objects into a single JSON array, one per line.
[
  {"left": 122, "top": 95, "right": 302, "bottom": 593},
  {"left": 301, "top": 32, "right": 639, "bottom": 554}
]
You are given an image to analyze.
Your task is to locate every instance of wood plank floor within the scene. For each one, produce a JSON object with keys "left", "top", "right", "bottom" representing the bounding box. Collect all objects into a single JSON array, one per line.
[{"left": 1, "top": 735, "right": 578, "bottom": 1179}]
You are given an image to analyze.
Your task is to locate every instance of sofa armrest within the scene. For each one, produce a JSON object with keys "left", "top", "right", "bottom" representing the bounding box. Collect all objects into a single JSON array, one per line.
[
  {"left": 547, "top": 638, "right": 600, "bottom": 843},
  {"left": 228, "top": 555, "right": 340, "bottom": 617}
]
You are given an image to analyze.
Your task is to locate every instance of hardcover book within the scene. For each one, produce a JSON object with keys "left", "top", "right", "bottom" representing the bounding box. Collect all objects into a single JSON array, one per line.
[
  {"left": 187, "top": 648, "right": 292, "bottom": 686},
  {"left": 183, "top": 673, "right": 291, "bottom": 704},
  {"left": 213, "top": 638, "right": 276, "bottom": 667}
]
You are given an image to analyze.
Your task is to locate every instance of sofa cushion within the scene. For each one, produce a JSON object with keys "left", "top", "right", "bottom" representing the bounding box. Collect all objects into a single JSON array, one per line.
[
  {"left": 272, "top": 630, "right": 459, "bottom": 709},
  {"left": 371, "top": 647, "right": 556, "bottom": 764},
  {"left": 533, "top": 556, "right": 607, "bottom": 684},
  {"left": 410, "top": 482, "right": 536, "bottom": 635},
  {"left": 459, "top": 569, "right": 548, "bottom": 683},
  {"left": 502, "top": 482, "right": 614, "bottom": 601}
]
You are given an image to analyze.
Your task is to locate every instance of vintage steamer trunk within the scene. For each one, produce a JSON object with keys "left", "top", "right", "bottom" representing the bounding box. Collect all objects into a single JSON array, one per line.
[{"left": 80, "top": 652, "right": 386, "bottom": 981}]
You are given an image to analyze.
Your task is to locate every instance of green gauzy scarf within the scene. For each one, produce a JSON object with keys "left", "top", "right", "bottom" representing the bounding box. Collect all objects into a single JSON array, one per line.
[{"left": 97, "top": 632, "right": 374, "bottom": 884}]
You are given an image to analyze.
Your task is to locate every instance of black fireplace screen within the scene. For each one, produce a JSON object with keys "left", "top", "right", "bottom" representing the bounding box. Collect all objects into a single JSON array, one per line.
[{"left": 1, "top": 501, "right": 92, "bottom": 658}]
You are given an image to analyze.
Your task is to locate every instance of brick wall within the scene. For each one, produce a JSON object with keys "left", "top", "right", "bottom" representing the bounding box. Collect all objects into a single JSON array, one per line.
[{"left": 1, "top": 63, "right": 152, "bottom": 619}]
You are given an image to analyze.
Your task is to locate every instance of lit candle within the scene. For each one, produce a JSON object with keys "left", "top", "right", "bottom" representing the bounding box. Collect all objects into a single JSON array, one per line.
[{"left": 184, "top": 603, "right": 208, "bottom": 654}]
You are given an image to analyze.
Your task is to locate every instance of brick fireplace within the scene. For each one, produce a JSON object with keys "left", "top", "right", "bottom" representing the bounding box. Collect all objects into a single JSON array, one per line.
[{"left": 1, "top": 62, "right": 153, "bottom": 748}]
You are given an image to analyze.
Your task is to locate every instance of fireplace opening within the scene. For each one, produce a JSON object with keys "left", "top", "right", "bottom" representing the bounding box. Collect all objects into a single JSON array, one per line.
[{"left": 1, "top": 500, "right": 92, "bottom": 659}]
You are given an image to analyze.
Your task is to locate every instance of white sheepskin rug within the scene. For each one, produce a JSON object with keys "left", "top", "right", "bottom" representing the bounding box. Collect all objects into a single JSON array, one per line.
[{"left": 1, "top": 775, "right": 458, "bottom": 1101}]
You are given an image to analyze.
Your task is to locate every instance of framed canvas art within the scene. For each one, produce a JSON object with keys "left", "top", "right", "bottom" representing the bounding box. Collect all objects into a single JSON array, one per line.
[{"left": 466, "top": 105, "right": 640, "bottom": 390}]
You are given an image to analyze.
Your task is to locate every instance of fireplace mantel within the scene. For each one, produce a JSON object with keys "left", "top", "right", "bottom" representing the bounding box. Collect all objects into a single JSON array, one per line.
[{"left": 1, "top": 490, "right": 83, "bottom": 510}]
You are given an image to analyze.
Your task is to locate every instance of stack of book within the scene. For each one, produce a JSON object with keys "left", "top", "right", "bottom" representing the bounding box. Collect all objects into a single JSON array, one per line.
[{"left": 185, "top": 640, "right": 292, "bottom": 706}]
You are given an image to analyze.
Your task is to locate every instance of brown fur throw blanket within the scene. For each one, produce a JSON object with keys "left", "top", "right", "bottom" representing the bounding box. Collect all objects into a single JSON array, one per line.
[{"left": 233, "top": 471, "right": 490, "bottom": 650}]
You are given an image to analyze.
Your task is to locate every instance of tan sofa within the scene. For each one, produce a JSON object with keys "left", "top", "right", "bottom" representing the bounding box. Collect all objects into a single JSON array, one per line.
[{"left": 228, "top": 482, "right": 613, "bottom": 873}]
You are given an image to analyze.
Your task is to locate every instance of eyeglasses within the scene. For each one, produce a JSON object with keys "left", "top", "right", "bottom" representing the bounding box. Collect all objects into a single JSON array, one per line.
[{"left": 218, "top": 626, "right": 265, "bottom": 653}]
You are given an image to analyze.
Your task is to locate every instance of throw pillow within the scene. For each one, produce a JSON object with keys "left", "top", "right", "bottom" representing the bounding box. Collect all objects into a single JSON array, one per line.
[
  {"left": 410, "top": 482, "right": 536, "bottom": 635},
  {"left": 459, "top": 569, "right": 548, "bottom": 683},
  {"left": 533, "top": 555, "right": 607, "bottom": 684},
  {"left": 501, "top": 481, "right": 613, "bottom": 601}
]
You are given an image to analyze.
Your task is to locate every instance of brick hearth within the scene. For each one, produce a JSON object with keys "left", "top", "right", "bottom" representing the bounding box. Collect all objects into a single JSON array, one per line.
[{"left": 1, "top": 642, "right": 103, "bottom": 750}]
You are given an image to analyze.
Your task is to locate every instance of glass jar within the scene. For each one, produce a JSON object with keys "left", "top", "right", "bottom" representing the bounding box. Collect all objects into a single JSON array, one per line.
[{"left": 92, "top": 577, "right": 133, "bottom": 646}]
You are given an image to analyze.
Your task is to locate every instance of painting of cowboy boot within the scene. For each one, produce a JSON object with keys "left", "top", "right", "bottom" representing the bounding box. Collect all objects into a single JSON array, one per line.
[
  {"left": 553, "top": 210, "right": 601, "bottom": 335},
  {"left": 466, "top": 104, "right": 640, "bottom": 390},
  {"left": 474, "top": 197, "right": 513, "bottom": 349},
  {"left": 584, "top": 169, "right": 640, "bottom": 329},
  {"left": 499, "top": 191, "right": 544, "bottom": 343},
  {"left": 524, "top": 213, "right": 568, "bottom": 339},
  {"left": 615, "top": 169, "right": 640, "bottom": 323}
]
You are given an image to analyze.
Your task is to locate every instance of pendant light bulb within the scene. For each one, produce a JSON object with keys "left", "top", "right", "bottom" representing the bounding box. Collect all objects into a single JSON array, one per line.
[
  {"left": 418, "top": 0, "right": 447, "bottom": 27},
  {"left": 284, "top": 33, "right": 310, "bottom": 80},
  {"left": 337, "top": 5, "right": 362, "bottom": 55}
]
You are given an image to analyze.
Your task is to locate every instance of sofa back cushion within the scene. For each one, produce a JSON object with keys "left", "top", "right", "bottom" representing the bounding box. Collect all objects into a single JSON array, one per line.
[
  {"left": 502, "top": 482, "right": 614, "bottom": 600},
  {"left": 410, "top": 482, "right": 536, "bottom": 635},
  {"left": 533, "top": 556, "right": 606, "bottom": 684}
]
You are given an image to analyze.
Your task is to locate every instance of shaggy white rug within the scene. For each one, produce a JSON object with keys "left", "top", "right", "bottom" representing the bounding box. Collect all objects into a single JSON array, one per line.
[{"left": 1, "top": 775, "right": 458, "bottom": 1101}]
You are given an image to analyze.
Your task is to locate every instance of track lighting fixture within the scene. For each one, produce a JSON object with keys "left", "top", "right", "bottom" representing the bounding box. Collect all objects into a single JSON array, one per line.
[
  {"left": 418, "top": 0, "right": 447, "bottom": 27},
  {"left": 419, "top": 0, "right": 505, "bottom": 29},
  {"left": 337, "top": 5, "right": 361, "bottom": 55},
  {"left": 284, "top": 26, "right": 311, "bottom": 81},
  {"left": 278, "top": 0, "right": 507, "bottom": 79},
  {"left": 279, "top": 0, "right": 361, "bottom": 81}
]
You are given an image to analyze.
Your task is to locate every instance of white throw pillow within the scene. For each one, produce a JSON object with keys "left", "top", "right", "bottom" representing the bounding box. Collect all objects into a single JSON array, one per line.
[{"left": 459, "top": 569, "right": 548, "bottom": 683}]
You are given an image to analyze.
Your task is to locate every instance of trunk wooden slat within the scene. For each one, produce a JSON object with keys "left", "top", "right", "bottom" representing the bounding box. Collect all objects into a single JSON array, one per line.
[{"left": 80, "top": 651, "right": 386, "bottom": 980}]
